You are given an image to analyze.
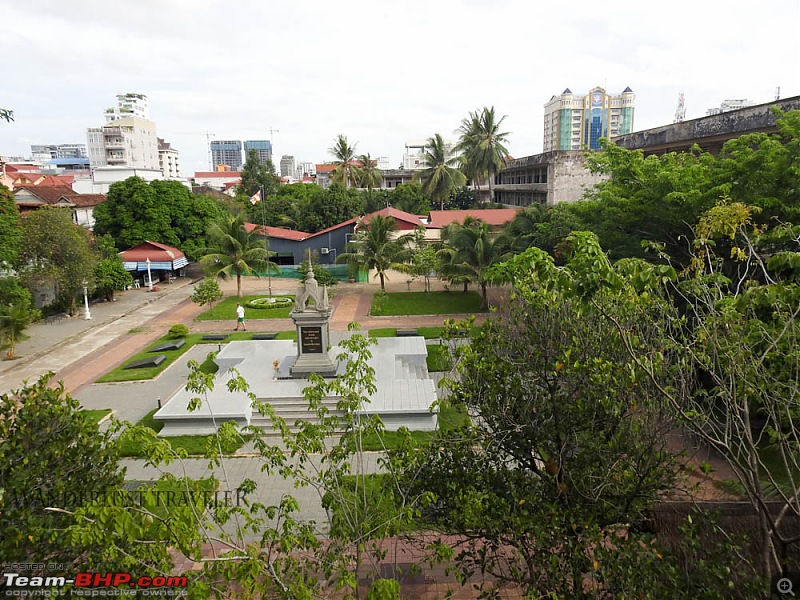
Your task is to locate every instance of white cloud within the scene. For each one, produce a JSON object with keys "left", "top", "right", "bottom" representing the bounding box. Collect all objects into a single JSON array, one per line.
[{"left": 1, "top": 0, "right": 798, "bottom": 174}]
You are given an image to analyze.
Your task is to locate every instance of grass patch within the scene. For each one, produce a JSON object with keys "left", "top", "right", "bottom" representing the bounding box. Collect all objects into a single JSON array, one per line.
[
  {"left": 360, "top": 429, "right": 435, "bottom": 451},
  {"left": 426, "top": 345, "right": 452, "bottom": 372},
  {"left": 126, "top": 478, "right": 218, "bottom": 519},
  {"left": 370, "top": 291, "right": 485, "bottom": 316},
  {"left": 80, "top": 408, "right": 112, "bottom": 424},
  {"left": 96, "top": 334, "right": 204, "bottom": 383},
  {"left": 275, "top": 330, "right": 297, "bottom": 340},
  {"left": 417, "top": 325, "right": 481, "bottom": 339},
  {"left": 195, "top": 295, "right": 294, "bottom": 321},
  {"left": 117, "top": 408, "right": 247, "bottom": 457},
  {"left": 368, "top": 328, "right": 397, "bottom": 338}
]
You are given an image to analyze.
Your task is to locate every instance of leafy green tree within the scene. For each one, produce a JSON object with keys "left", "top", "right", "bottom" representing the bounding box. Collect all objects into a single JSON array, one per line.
[
  {"left": 456, "top": 106, "right": 511, "bottom": 204},
  {"left": 336, "top": 215, "right": 411, "bottom": 290},
  {"left": 93, "top": 258, "right": 132, "bottom": 302},
  {"left": 297, "top": 257, "right": 339, "bottom": 288},
  {"left": 199, "top": 213, "right": 269, "bottom": 297},
  {"left": 0, "top": 183, "right": 20, "bottom": 268},
  {"left": 93, "top": 177, "right": 223, "bottom": 256},
  {"left": 365, "top": 183, "right": 431, "bottom": 216},
  {"left": 441, "top": 218, "right": 504, "bottom": 309},
  {"left": 190, "top": 277, "right": 224, "bottom": 314},
  {"left": 297, "top": 183, "right": 363, "bottom": 233},
  {"left": 0, "top": 374, "right": 123, "bottom": 573},
  {"left": 404, "top": 234, "right": 685, "bottom": 597},
  {"left": 238, "top": 149, "right": 280, "bottom": 198},
  {"left": 329, "top": 134, "right": 358, "bottom": 188},
  {"left": 19, "top": 207, "right": 97, "bottom": 314},
  {"left": 443, "top": 186, "right": 476, "bottom": 210},
  {"left": 416, "top": 134, "right": 466, "bottom": 210}
]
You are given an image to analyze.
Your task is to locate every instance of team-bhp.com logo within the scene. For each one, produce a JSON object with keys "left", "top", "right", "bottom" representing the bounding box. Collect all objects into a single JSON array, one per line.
[{"left": 3, "top": 572, "right": 188, "bottom": 595}]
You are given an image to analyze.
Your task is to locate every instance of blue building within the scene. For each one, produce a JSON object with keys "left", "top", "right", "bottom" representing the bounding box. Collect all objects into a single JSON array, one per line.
[
  {"left": 210, "top": 140, "right": 243, "bottom": 170},
  {"left": 243, "top": 140, "right": 273, "bottom": 166}
]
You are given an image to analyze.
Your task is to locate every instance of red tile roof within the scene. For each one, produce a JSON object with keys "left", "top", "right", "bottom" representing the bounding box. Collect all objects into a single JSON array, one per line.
[
  {"left": 119, "top": 241, "right": 185, "bottom": 262},
  {"left": 427, "top": 208, "right": 520, "bottom": 228},
  {"left": 245, "top": 223, "right": 311, "bottom": 241},
  {"left": 14, "top": 185, "right": 76, "bottom": 204}
]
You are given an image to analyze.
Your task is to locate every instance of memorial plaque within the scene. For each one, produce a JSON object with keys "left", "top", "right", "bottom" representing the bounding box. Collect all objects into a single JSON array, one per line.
[{"left": 300, "top": 327, "right": 323, "bottom": 353}]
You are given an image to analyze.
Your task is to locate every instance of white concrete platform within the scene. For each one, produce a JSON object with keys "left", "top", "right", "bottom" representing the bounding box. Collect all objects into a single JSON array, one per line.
[{"left": 154, "top": 337, "right": 439, "bottom": 436}]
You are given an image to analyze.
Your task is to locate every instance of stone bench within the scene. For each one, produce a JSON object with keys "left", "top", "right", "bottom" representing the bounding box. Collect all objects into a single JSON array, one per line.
[
  {"left": 149, "top": 340, "right": 186, "bottom": 352},
  {"left": 202, "top": 334, "right": 228, "bottom": 341},
  {"left": 124, "top": 355, "right": 166, "bottom": 369},
  {"left": 396, "top": 329, "right": 418, "bottom": 337},
  {"left": 251, "top": 333, "right": 278, "bottom": 340}
]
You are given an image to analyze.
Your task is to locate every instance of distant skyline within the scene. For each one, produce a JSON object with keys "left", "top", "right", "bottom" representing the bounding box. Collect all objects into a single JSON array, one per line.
[{"left": 2, "top": 0, "right": 798, "bottom": 175}]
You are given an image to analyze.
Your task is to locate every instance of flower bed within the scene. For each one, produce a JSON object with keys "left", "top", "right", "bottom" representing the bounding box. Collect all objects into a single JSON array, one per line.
[{"left": 247, "top": 296, "right": 294, "bottom": 310}]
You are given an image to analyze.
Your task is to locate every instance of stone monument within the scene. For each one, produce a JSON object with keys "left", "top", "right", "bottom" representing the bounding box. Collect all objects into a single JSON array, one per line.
[{"left": 289, "top": 262, "right": 338, "bottom": 377}]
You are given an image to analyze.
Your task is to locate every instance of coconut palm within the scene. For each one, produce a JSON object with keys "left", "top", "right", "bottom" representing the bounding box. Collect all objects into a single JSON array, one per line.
[
  {"left": 336, "top": 215, "right": 411, "bottom": 291},
  {"left": 0, "top": 303, "right": 31, "bottom": 360},
  {"left": 356, "top": 153, "right": 382, "bottom": 192},
  {"left": 329, "top": 134, "right": 358, "bottom": 189},
  {"left": 415, "top": 134, "right": 466, "bottom": 210},
  {"left": 456, "top": 107, "right": 511, "bottom": 204},
  {"left": 199, "top": 214, "right": 272, "bottom": 298},
  {"left": 444, "top": 219, "right": 504, "bottom": 310}
]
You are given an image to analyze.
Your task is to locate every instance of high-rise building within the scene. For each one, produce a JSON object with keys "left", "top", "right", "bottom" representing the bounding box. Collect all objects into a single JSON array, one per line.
[
  {"left": 30, "top": 144, "right": 88, "bottom": 162},
  {"left": 280, "top": 154, "right": 296, "bottom": 177},
  {"left": 243, "top": 140, "right": 273, "bottom": 165},
  {"left": 158, "top": 138, "right": 181, "bottom": 179},
  {"left": 543, "top": 86, "right": 635, "bottom": 152},
  {"left": 87, "top": 116, "right": 159, "bottom": 170},
  {"left": 105, "top": 92, "right": 149, "bottom": 122},
  {"left": 705, "top": 98, "right": 755, "bottom": 116},
  {"left": 210, "top": 140, "right": 243, "bottom": 170}
]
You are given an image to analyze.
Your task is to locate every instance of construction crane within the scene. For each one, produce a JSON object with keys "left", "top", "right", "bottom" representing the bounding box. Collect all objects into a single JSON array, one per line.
[
  {"left": 775, "top": 86, "right": 781, "bottom": 101},
  {"left": 674, "top": 92, "right": 686, "bottom": 123}
]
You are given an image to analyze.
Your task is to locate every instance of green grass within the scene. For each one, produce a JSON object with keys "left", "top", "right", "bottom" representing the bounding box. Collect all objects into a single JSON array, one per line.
[
  {"left": 368, "top": 328, "right": 397, "bottom": 338},
  {"left": 117, "top": 408, "right": 248, "bottom": 457},
  {"left": 96, "top": 334, "right": 204, "bottom": 383},
  {"left": 275, "top": 330, "right": 297, "bottom": 340},
  {"left": 417, "top": 325, "right": 481, "bottom": 339},
  {"left": 126, "top": 478, "right": 218, "bottom": 519},
  {"left": 195, "top": 295, "right": 295, "bottom": 321},
  {"left": 359, "top": 403, "right": 469, "bottom": 451},
  {"left": 80, "top": 408, "right": 112, "bottom": 424},
  {"left": 370, "top": 291, "right": 486, "bottom": 316},
  {"left": 426, "top": 345, "right": 452, "bottom": 372}
]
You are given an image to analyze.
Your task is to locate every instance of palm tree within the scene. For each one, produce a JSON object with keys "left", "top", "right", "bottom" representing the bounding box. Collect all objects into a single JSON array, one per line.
[
  {"left": 415, "top": 134, "right": 466, "bottom": 210},
  {"left": 356, "top": 153, "right": 382, "bottom": 192},
  {"left": 495, "top": 204, "right": 549, "bottom": 254},
  {"left": 329, "top": 134, "right": 358, "bottom": 189},
  {"left": 0, "top": 303, "right": 31, "bottom": 360},
  {"left": 199, "top": 214, "right": 271, "bottom": 298},
  {"left": 336, "top": 215, "right": 411, "bottom": 291},
  {"left": 456, "top": 107, "right": 511, "bottom": 204},
  {"left": 444, "top": 219, "right": 504, "bottom": 310}
]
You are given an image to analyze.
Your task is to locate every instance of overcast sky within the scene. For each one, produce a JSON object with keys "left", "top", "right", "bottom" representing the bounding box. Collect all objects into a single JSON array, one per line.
[{"left": 2, "top": 0, "right": 798, "bottom": 175}]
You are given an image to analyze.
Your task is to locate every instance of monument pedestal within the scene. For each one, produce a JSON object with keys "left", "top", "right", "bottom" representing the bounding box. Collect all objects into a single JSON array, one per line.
[
  {"left": 290, "top": 311, "right": 338, "bottom": 377},
  {"left": 289, "top": 261, "right": 338, "bottom": 378}
]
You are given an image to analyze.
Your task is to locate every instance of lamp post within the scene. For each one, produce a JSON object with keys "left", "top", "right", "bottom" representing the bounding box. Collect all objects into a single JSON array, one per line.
[
  {"left": 146, "top": 258, "right": 153, "bottom": 292},
  {"left": 82, "top": 280, "right": 92, "bottom": 320}
]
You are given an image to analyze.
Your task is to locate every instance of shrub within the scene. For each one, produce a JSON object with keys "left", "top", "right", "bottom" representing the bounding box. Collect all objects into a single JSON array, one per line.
[
  {"left": 167, "top": 324, "right": 189, "bottom": 338},
  {"left": 247, "top": 297, "right": 293, "bottom": 310}
]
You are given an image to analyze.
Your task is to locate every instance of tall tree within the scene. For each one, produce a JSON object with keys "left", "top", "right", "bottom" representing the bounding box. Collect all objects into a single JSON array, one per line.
[
  {"left": 416, "top": 134, "right": 466, "bottom": 210},
  {"left": 93, "top": 177, "right": 223, "bottom": 257},
  {"left": 0, "top": 183, "right": 21, "bottom": 268},
  {"left": 19, "top": 207, "right": 97, "bottom": 313},
  {"left": 336, "top": 215, "right": 410, "bottom": 290},
  {"left": 356, "top": 152, "right": 382, "bottom": 192},
  {"left": 329, "top": 134, "right": 358, "bottom": 188},
  {"left": 456, "top": 107, "right": 511, "bottom": 204},
  {"left": 442, "top": 218, "right": 503, "bottom": 309},
  {"left": 297, "top": 183, "right": 363, "bottom": 233},
  {"left": 199, "top": 213, "right": 269, "bottom": 297},
  {"left": 238, "top": 149, "right": 280, "bottom": 198}
]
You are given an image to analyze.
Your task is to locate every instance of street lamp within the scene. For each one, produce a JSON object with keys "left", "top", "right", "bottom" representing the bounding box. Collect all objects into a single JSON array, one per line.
[
  {"left": 82, "top": 280, "right": 92, "bottom": 320},
  {"left": 146, "top": 258, "right": 153, "bottom": 292}
]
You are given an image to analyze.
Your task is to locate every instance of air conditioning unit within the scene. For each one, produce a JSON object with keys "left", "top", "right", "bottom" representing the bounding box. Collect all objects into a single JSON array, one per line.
[{"left": 320, "top": 247, "right": 330, "bottom": 255}]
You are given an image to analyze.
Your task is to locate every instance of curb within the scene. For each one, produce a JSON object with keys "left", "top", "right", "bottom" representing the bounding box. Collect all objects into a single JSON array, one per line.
[{"left": 0, "top": 284, "right": 190, "bottom": 377}]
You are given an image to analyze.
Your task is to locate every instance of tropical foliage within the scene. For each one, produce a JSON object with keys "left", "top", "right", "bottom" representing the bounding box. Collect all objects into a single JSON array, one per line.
[
  {"left": 329, "top": 134, "right": 358, "bottom": 188},
  {"left": 416, "top": 133, "right": 466, "bottom": 210},
  {"left": 456, "top": 106, "right": 511, "bottom": 203},
  {"left": 336, "top": 215, "right": 411, "bottom": 290}
]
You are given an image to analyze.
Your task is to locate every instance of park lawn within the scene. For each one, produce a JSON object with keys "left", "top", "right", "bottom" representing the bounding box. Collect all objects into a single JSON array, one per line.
[
  {"left": 195, "top": 295, "right": 295, "bottom": 321},
  {"left": 359, "top": 403, "right": 469, "bottom": 451},
  {"left": 96, "top": 334, "right": 206, "bottom": 383},
  {"left": 117, "top": 408, "right": 248, "bottom": 457},
  {"left": 370, "top": 291, "right": 485, "bottom": 316},
  {"left": 368, "top": 328, "right": 396, "bottom": 338},
  {"left": 426, "top": 345, "right": 452, "bottom": 372},
  {"left": 80, "top": 408, "right": 112, "bottom": 425}
]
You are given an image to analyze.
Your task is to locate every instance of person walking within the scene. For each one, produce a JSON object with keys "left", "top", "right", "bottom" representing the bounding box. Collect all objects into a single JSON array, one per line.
[{"left": 234, "top": 302, "right": 247, "bottom": 331}]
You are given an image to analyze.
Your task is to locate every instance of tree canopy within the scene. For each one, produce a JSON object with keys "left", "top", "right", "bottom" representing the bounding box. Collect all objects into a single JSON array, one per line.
[{"left": 0, "top": 183, "right": 21, "bottom": 267}]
